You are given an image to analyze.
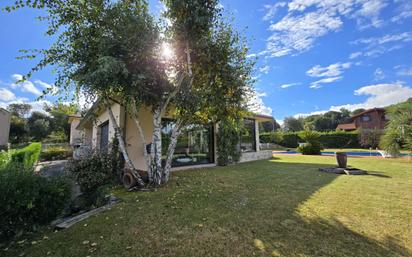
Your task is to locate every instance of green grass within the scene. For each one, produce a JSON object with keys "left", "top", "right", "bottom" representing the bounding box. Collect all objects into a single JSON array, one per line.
[{"left": 5, "top": 156, "right": 412, "bottom": 257}]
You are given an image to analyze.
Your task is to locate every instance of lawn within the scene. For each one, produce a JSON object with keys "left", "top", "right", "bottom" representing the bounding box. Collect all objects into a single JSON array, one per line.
[{"left": 6, "top": 155, "right": 412, "bottom": 257}]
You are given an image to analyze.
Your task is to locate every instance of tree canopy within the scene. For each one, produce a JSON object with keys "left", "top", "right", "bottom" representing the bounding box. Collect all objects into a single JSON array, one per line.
[{"left": 7, "top": 0, "right": 255, "bottom": 187}]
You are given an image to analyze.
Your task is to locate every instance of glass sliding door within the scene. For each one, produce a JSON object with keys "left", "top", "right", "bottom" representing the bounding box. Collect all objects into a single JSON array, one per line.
[
  {"left": 161, "top": 119, "right": 214, "bottom": 167},
  {"left": 240, "top": 118, "right": 256, "bottom": 152}
]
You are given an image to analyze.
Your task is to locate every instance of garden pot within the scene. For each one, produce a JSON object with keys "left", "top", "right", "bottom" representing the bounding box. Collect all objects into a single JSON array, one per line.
[
  {"left": 122, "top": 172, "right": 137, "bottom": 189},
  {"left": 335, "top": 152, "right": 347, "bottom": 168}
]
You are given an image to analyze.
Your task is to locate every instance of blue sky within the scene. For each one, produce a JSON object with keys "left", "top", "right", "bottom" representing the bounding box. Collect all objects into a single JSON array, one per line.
[{"left": 1, "top": 0, "right": 412, "bottom": 122}]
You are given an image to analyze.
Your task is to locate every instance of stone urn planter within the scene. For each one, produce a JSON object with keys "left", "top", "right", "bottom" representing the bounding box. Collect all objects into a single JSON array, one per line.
[{"left": 335, "top": 152, "right": 347, "bottom": 168}]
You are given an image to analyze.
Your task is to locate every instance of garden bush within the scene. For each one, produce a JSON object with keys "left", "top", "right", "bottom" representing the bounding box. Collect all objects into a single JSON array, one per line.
[
  {"left": 0, "top": 163, "right": 71, "bottom": 241},
  {"left": 11, "top": 142, "right": 42, "bottom": 168},
  {"left": 260, "top": 131, "right": 361, "bottom": 148},
  {"left": 297, "top": 143, "right": 323, "bottom": 155},
  {"left": 296, "top": 130, "right": 323, "bottom": 155},
  {"left": 41, "top": 146, "right": 72, "bottom": 161},
  {"left": 68, "top": 152, "right": 120, "bottom": 209},
  {"left": 217, "top": 119, "right": 241, "bottom": 166},
  {"left": 0, "top": 150, "right": 12, "bottom": 170}
]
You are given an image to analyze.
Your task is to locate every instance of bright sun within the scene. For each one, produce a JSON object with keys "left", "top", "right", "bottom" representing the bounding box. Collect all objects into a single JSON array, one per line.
[{"left": 161, "top": 43, "right": 174, "bottom": 59}]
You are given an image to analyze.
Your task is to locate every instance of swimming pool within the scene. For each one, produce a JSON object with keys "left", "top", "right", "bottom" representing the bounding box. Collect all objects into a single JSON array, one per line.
[{"left": 274, "top": 151, "right": 412, "bottom": 157}]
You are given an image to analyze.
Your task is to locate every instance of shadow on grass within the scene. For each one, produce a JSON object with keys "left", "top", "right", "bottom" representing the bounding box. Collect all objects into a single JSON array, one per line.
[
  {"left": 229, "top": 158, "right": 410, "bottom": 257},
  {"left": 6, "top": 158, "right": 410, "bottom": 257}
]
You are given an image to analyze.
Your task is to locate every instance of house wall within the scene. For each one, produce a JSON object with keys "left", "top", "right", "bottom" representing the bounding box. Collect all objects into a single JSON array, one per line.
[
  {"left": 69, "top": 118, "right": 84, "bottom": 145},
  {"left": 354, "top": 110, "right": 386, "bottom": 130},
  {"left": 124, "top": 106, "right": 154, "bottom": 171},
  {"left": 0, "top": 109, "right": 11, "bottom": 146},
  {"left": 74, "top": 102, "right": 273, "bottom": 171},
  {"left": 90, "top": 103, "right": 124, "bottom": 150}
]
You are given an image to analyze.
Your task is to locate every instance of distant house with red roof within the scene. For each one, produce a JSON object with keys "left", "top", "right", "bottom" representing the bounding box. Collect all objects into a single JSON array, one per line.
[{"left": 336, "top": 108, "right": 387, "bottom": 131}]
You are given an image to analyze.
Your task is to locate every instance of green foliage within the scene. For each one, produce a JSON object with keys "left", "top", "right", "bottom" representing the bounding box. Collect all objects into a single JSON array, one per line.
[
  {"left": 11, "top": 142, "right": 42, "bottom": 168},
  {"left": 7, "top": 103, "right": 31, "bottom": 118},
  {"left": 359, "top": 128, "right": 383, "bottom": 148},
  {"left": 9, "top": 115, "right": 29, "bottom": 144},
  {"left": 297, "top": 130, "right": 323, "bottom": 155},
  {"left": 217, "top": 119, "right": 241, "bottom": 166},
  {"left": 0, "top": 163, "right": 71, "bottom": 241},
  {"left": 298, "top": 130, "right": 321, "bottom": 144},
  {"left": 304, "top": 109, "right": 351, "bottom": 131},
  {"left": 44, "top": 131, "right": 69, "bottom": 143},
  {"left": 261, "top": 131, "right": 361, "bottom": 148},
  {"left": 380, "top": 98, "right": 412, "bottom": 155},
  {"left": 41, "top": 146, "right": 72, "bottom": 161},
  {"left": 297, "top": 143, "right": 323, "bottom": 155},
  {"left": 0, "top": 150, "right": 13, "bottom": 170},
  {"left": 68, "top": 147, "right": 121, "bottom": 207},
  {"left": 283, "top": 117, "right": 304, "bottom": 132},
  {"left": 28, "top": 111, "right": 50, "bottom": 141}
]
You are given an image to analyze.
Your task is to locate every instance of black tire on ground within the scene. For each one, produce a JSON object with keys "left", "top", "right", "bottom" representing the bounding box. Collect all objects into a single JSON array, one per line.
[{"left": 122, "top": 172, "right": 137, "bottom": 189}]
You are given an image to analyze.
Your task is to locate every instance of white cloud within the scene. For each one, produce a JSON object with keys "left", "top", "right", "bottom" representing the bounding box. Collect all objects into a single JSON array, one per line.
[
  {"left": 353, "top": 0, "right": 388, "bottom": 29},
  {"left": 262, "top": 0, "right": 388, "bottom": 57},
  {"left": 396, "top": 67, "right": 412, "bottom": 76},
  {"left": 293, "top": 110, "right": 327, "bottom": 118},
  {"left": 354, "top": 32, "right": 412, "bottom": 45},
  {"left": 280, "top": 82, "right": 300, "bottom": 89},
  {"left": 34, "top": 79, "right": 59, "bottom": 94},
  {"left": 0, "top": 88, "right": 16, "bottom": 101},
  {"left": 295, "top": 82, "right": 412, "bottom": 116},
  {"left": 263, "top": 2, "right": 286, "bottom": 21},
  {"left": 259, "top": 65, "right": 270, "bottom": 74},
  {"left": 10, "top": 74, "right": 42, "bottom": 96},
  {"left": 353, "top": 32, "right": 412, "bottom": 57},
  {"left": 310, "top": 76, "right": 342, "bottom": 89},
  {"left": 248, "top": 90, "right": 272, "bottom": 115},
  {"left": 373, "top": 68, "right": 385, "bottom": 80},
  {"left": 307, "top": 62, "right": 351, "bottom": 77},
  {"left": 391, "top": 0, "right": 412, "bottom": 23},
  {"left": 349, "top": 51, "right": 363, "bottom": 59},
  {"left": 0, "top": 99, "right": 51, "bottom": 114},
  {"left": 266, "top": 10, "right": 342, "bottom": 57}
]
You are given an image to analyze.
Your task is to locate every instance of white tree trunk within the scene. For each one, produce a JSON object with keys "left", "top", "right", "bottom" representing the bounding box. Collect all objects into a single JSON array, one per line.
[
  {"left": 151, "top": 107, "right": 163, "bottom": 186},
  {"left": 162, "top": 120, "right": 182, "bottom": 184},
  {"left": 130, "top": 102, "right": 153, "bottom": 183},
  {"left": 103, "top": 98, "right": 145, "bottom": 187}
]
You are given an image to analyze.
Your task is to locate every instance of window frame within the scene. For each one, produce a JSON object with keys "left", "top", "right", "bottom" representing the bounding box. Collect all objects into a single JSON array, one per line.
[
  {"left": 240, "top": 118, "right": 257, "bottom": 153},
  {"left": 160, "top": 118, "right": 215, "bottom": 167}
]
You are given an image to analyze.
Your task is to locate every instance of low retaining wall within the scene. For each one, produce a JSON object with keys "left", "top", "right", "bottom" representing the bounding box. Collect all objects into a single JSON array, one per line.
[{"left": 239, "top": 150, "right": 273, "bottom": 163}]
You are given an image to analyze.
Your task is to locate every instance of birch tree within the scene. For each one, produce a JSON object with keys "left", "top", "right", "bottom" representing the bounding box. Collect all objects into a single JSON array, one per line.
[{"left": 6, "top": 0, "right": 254, "bottom": 187}]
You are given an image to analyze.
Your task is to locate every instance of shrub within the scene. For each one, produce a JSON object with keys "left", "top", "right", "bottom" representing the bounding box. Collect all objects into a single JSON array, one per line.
[
  {"left": 41, "top": 146, "right": 72, "bottom": 161},
  {"left": 217, "top": 119, "right": 241, "bottom": 166},
  {"left": 0, "top": 150, "right": 13, "bottom": 170},
  {"left": 297, "top": 142, "right": 323, "bottom": 155},
  {"left": 68, "top": 153, "right": 120, "bottom": 208},
  {"left": 359, "top": 128, "right": 383, "bottom": 148},
  {"left": 319, "top": 131, "right": 360, "bottom": 148},
  {"left": 260, "top": 132, "right": 283, "bottom": 144},
  {"left": 0, "top": 164, "right": 71, "bottom": 241},
  {"left": 297, "top": 130, "right": 323, "bottom": 155},
  {"left": 11, "top": 142, "right": 42, "bottom": 168}
]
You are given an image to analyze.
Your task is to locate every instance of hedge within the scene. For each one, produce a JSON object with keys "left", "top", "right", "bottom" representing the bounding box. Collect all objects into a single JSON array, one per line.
[
  {"left": 41, "top": 146, "right": 72, "bottom": 161},
  {"left": 0, "top": 163, "right": 71, "bottom": 241},
  {"left": 11, "top": 142, "right": 42, "bottom": 168},
  {"left": 260, "top": 131, "right": 361, "bottom": 148}
]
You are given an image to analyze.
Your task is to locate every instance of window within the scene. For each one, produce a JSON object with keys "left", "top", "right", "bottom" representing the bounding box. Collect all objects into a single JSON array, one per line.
[
  {"left": 240, "top": 118, "right": 256, "bottom": 152},
  {"left": 161, "top": 119, "right": 214, "bottom": 167},
  {"left": 99, "top": 121, "right": 109, "bottom": 154},
  {"left": 362, "top": 115, "right": 371, "bottom": 122}
]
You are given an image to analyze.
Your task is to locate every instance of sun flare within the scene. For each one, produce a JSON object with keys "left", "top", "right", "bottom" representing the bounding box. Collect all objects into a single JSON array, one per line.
[{"left": 161, "top": 43, "right": 174, "bottom": 59}]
